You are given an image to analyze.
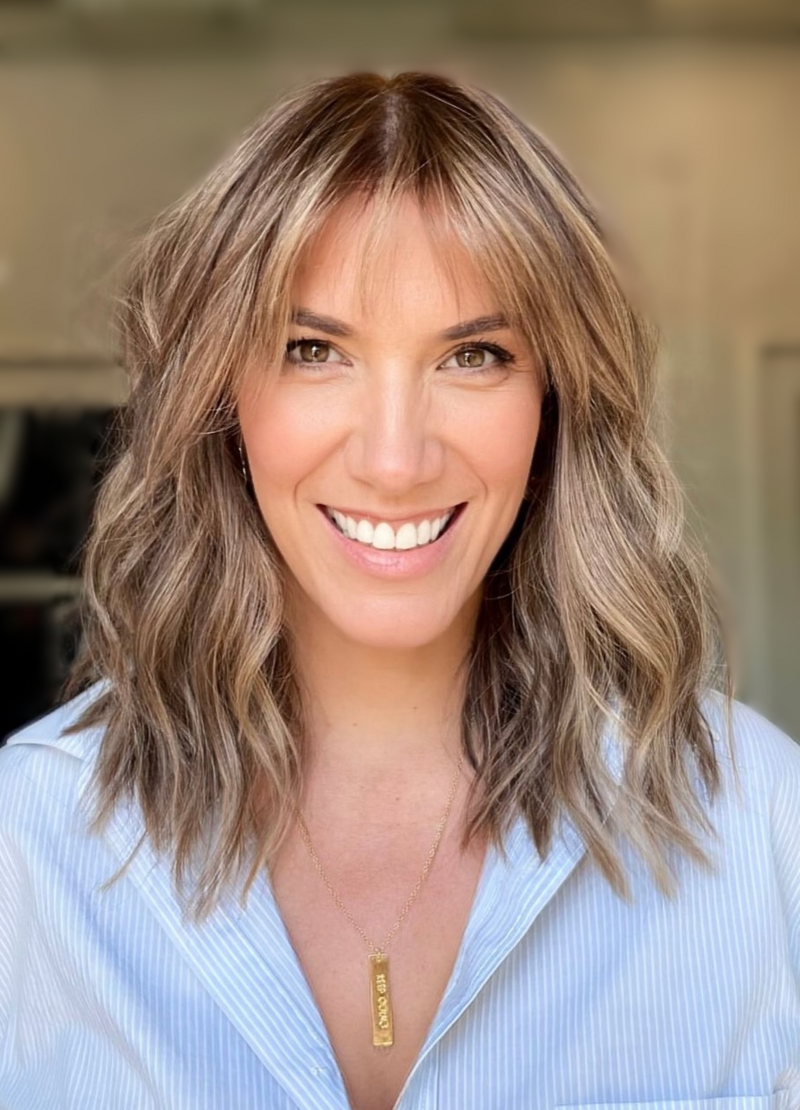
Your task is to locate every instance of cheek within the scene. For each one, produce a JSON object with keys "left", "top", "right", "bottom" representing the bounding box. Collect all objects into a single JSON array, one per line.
[
  {"left": 454, "top": 388, "right": 542, "bottom": 493},
  {"left": 239, "top": 386, "right": 338, "bottom": 494}
]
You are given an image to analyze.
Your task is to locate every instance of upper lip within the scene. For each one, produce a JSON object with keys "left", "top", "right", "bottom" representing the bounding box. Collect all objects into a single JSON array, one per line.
[{"left": 319, "top": 503, "right": 461, "bottom": 526}]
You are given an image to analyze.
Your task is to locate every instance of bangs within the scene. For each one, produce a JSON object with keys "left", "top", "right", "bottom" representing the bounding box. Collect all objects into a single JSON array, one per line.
[
  {"left": 231, "top": 72, "right": 603, "bottom": 404},
  {"left": 245, "top": 175, "right": 553, "bottom": 396}
]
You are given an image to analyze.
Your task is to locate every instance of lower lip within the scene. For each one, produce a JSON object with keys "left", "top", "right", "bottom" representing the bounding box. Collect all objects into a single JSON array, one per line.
[{"left": 317, "top": 504, "right": 466, "bottom": 579}]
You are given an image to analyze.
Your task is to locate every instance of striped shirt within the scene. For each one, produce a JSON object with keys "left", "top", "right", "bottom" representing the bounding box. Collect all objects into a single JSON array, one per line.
[{"left": 0, "top": 684, "right": 798, "bottom": 1110}]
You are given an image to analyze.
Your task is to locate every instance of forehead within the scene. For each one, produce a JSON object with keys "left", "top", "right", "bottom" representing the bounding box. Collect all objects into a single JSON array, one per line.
[{"left": 291, "top": 193, "right": 505, "bottom": 329}]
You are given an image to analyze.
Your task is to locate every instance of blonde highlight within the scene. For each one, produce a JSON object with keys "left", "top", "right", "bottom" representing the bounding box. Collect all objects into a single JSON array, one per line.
[{"left": 64, "top": 71, "right": 733, "bottom": 923}]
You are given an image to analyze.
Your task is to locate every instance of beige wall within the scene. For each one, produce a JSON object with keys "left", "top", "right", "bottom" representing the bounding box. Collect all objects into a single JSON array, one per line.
[{"left": 1, "top": 30, "right": 797, "bottom": 734}]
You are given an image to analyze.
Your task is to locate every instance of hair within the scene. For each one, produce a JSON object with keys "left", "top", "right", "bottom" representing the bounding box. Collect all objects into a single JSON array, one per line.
[{"left": 65, "top": 70, "right": 734, "bottom": 923}]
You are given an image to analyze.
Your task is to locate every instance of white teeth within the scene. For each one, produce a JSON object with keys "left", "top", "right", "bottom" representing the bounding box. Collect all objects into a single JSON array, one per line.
[
  {"left": 372, "top": 522, "right": 395, "bottom": 550},
  {"left": 356, "top": 519, "right": 374, "bottom": 544},
  {"left": 325, "top": 507, "right": 457, "bottom": 550},
  {"left": 395, "top": 522, "right": 417, "bottom": 550}
]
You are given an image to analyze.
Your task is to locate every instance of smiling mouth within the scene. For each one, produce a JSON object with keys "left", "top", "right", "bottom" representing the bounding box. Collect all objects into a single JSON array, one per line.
[{"left": 320, "top": 504, "right": 465, "bottom": 551}]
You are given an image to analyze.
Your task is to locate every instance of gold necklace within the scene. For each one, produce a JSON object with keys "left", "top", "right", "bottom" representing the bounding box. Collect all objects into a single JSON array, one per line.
[{"left": 293, "top": 754, "right": 464, "bottom": 1048}]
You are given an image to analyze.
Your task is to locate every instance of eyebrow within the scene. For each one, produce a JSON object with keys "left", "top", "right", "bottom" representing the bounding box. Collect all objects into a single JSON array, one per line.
[{"left": 290, "top": 308, "right": 510, "bottom": 342}]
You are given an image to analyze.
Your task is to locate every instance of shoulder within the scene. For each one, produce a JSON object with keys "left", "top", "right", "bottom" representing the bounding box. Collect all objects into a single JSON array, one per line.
[
  {"left": 699, "top": 688, "right": 800, "bottom": 802},
  {"left": 3, "top": 681, "right": 108, "bottom": 757},
  {"left": 0, "top": 683, "right": 108, "bottom": 842},
  {"left": 0, "top": 685, "right": 126, "bottom": 1055},
  {"left": 0, "top": 685, "right": 115, "bottom": 978},
  {"left": 698, "top": 691, "right": 800, "bottom": 891}
]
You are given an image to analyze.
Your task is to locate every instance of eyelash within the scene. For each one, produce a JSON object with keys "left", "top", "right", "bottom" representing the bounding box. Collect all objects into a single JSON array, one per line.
[{"left": 284, "top": 337, "right": 516, "bottom": 372}]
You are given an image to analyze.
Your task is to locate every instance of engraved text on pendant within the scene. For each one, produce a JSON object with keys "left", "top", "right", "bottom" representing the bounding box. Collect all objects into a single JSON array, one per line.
[{"left": 369, "top": 952, "right": 394, "bottom": 1047}]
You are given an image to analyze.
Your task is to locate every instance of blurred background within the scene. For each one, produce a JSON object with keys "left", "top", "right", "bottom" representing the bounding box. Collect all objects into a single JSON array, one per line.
[{"left": 0, "top": 0, "right": 798, "bottom": 743}]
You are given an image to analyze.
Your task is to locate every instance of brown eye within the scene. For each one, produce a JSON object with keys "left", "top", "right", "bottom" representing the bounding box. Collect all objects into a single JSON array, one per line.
[
  {"left": 455, "top": 347, "right": 487, "bottom": 369},
  {"left": 441, "top": 342, "right": 513, "bottom": 373},
  {"left": 296, "top": 340, "right": 330, "bottom": 363},
  {"left": 284, "top": 337, "right": 349, "bottom": 373}
]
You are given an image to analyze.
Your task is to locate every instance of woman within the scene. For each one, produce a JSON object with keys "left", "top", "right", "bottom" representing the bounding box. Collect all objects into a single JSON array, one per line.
[{"left": 0, "top": 71, "right": 798, "bottom": 1110}]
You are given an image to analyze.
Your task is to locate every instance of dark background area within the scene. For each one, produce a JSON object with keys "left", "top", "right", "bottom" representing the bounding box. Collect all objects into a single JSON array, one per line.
[{"left": 0, "top": 407, "right": 115, "bottom": 737}]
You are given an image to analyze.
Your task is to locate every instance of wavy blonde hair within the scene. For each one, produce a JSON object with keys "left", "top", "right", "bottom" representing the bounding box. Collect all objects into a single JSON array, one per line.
[{"left": 65, "top": 71, "right": 733, "bottom": 923}]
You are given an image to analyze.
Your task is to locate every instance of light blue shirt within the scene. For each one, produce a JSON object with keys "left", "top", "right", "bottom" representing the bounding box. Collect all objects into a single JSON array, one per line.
[{"left": 0, "top": 684, "right": 798, "bottom": 1110}]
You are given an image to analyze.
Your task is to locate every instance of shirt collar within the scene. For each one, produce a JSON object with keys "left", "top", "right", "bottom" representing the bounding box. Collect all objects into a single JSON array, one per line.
[{"left": 12, "top": 685, "right": 627, "bottom": 1110}]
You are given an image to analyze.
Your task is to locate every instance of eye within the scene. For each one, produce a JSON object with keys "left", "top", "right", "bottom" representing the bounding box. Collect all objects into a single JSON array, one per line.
[
  {"left": 285, "top": 338, "right": 347, "bottom": 366},
  {"left": 440, "top": 342, "right": 515, "bottom": 373}
]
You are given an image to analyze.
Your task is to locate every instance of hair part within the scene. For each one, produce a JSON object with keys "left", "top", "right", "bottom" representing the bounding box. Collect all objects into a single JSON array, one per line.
[{"left": 65, "top": 71, "right": 734, "bottom": 923}]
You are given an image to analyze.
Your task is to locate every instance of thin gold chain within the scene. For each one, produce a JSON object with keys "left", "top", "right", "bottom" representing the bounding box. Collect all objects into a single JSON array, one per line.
[{"left": 294, "top": 754, "right": 464, "bottom": 955}]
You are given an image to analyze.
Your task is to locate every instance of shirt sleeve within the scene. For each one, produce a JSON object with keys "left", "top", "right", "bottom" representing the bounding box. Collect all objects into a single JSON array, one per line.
[
  {"left": 0, "top": 743, "right": 78, "bottom": 1109},
  {"left": 0, "top": 822, "right": 32, "bottom": 1047},
  {"left": 772, "top": 751, "right": 800, "bottom": 979},
  {"left": 768, "top": 723, "right": 800, "bottom": 1105},
  {"left": 0, "top": 775, "right": 41, "bottom": 1107}
]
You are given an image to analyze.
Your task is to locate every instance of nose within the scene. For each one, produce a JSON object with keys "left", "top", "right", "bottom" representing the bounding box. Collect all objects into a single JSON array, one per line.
[{"left": 344, "top": 365, "right": 445, "bottom": 496}]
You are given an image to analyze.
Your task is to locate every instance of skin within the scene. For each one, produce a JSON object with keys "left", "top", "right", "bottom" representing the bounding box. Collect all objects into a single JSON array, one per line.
[
  {"left": 236, "top": 194, "right": 545, "bottom": 1107},
  {"left": 238, "top": 193, "right": 545, "bottom": 791}
]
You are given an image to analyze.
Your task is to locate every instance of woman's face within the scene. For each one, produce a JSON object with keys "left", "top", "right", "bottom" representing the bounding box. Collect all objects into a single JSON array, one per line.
[{"left": 238, "top": 194, "right": 545, "bottom": 651}]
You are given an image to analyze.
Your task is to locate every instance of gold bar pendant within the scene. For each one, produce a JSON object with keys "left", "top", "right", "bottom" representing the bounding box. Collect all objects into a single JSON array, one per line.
[{"left": 369, "top": 952, "right": 394, "bottom": 1047}]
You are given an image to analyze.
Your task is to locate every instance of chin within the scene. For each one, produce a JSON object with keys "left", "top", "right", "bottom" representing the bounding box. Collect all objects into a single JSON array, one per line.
[
  {"left": 345, "top": 628, "right": 448, "bottom": 652},
  {"left": 324, "top": 600, "right": 463, "bottom": 652}
]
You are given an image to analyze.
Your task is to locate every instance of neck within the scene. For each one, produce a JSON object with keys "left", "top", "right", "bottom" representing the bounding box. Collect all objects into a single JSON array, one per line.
[{"left": 285, "top": 602, "right": 476, "bottom": 791}]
